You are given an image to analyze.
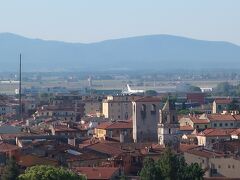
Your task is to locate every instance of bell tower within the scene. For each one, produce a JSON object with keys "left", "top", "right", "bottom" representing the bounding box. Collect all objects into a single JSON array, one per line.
[{"left": 158, "top": 99, "right": 179, "bottom": 147}]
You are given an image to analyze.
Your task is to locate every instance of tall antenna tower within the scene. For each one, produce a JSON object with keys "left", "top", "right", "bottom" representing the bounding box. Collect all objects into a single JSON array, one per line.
[{"left": 19, "top": 54, "right": 22, "bottom": 121}]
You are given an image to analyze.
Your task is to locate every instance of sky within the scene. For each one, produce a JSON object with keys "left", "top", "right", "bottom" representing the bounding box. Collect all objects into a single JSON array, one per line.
[{"left": 0, "top": 0, "right": 240, "bottom": 44}]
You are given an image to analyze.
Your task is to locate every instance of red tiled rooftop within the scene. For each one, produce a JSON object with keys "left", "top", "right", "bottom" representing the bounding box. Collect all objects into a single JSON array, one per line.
[
  {"left": 0, "top": 133, "right": 32, "bottom": 140},
  {"left": 186, "top": 149, "right": 224, "bottom": 158},
  {"left": 74, "top": 167, "right": 119, "bottom": 180},
  {"left": 0, "top": 142, "right": 19, "bottom": 152},
  {"left": 180, "top": 125, "right": 194, "bottom": 131},
  {"left": 190, "top": 117, "right": 209, "bottom": 124},
  {"left": 214, "top": 98, "right": 232, "bottom": 104},
  {"left": 53, "top": 125, "right": 77, "bottom": 132},
  {"left": 96, "top": 121, "right": 132, "bottom": 130},
  {"left": 199, "top": 128, "right": 236, "bottom": 137},
  {"left": 207, "top": 114, "right": 236, "bottom": 121},
  {"left": 230, "top": 128, "right": 240, "bottom": 136},
  {"left": 134, "top": 96, "right": 162, "bottom": 102},
  {"left": 86, "top": 142, "right": 123, "bottom": 156},
  {"left": 179, "top": 143, "right": 199, "bottom": 152},
  {"left": 18, "top": 154, "right": 58, "bottom": 167},
  {"left": 107, "top": 121, "right": 132, "bottom": 130},
  {"left": 96, "top": 122, "right": 113, "bottom": 129},
  {"left": 233, "top": 115, "right": 240, "bottom": 121}
]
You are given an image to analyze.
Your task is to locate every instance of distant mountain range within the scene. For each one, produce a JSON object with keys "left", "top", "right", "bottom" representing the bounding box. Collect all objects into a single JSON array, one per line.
[{"left": 0, "top": 33, "right": 240, "bottom": 72}]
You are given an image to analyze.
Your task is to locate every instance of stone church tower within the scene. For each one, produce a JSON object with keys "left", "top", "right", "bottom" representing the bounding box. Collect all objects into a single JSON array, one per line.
[{"left": 158, "top": 99, "right": 180, "bottom": 147}]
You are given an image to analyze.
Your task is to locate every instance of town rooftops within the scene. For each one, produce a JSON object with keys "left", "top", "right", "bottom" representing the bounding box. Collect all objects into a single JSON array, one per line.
[
  {"left": 85, "top": 142, "right": 123, "bottom": 156},
  {"left": 179, "top": 143, "right": 199, "bottom": 153},
  {"left": 133, "top": 96, "right": 162, "bottom": 102},
  {"left": 214, "top": 98, "right": 232, "bottom": 104},
  {"left": 0, "top": 132, "right": 33, "bottom": 141},
  {"left": 198, "top": 128, "right": 236, "bottom": 137},
  {"left": 0, "top": 142, "right": 19, "bottom": 153},
  {"left": 190, "top": 116, "right": 209, "bottom": 124},
  {"left": 179, "top": 125, "right": 194, "bottom": 131},
  {"left": 74, "top": 167, "right": 120, "bottom": 180},
  {"left": 96, "top": 121, "right": 132, "bottom": 130},
  {"left": 52, "top": 125, "right": 77, "bottom": 132},
  {"left": 187, "top": 114, "right": 240, "bottom": 123},
  {"left": 207, "top": 114, "right": 236, "bottom": 121},
  {"left": 186, "top": 148, "right": 224, "bottom": 158},
  {"left": 230, "top": 128, "right": 240, "bottom": 136},
  {"left": 18, "top": 154, "right": 58, "bottom": 167},
  {"left": 233, "top": 114, "right": 240, "bottom": 121}
]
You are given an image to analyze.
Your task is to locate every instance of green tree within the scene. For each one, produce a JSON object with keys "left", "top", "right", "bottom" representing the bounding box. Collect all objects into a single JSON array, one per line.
[
  {"left": 18, "top": 165, "right": 86, "bottom": 180},
  {"left": 215, "top": 82, "right": 234, "bottom": 96},
  {"left": 188, "top": 85, "right": 201, "bottom": 92},
  {"left": 139, "top": 157, "right": 161, "bottom": 180},
  {"left": 156, "top": 148, "right": 178, "bottom": 180},
  {"left": 145, "top": 90, "right": 158, "bottom": 96},
  {"left": 184, "top": 163, "right": 205, "bottom": 180},
  {"left": 2, "top": 158, "right": 20, "bottom": 180},
  {"left": 140, "top": 148, "right": 204, "bottom": 180}
]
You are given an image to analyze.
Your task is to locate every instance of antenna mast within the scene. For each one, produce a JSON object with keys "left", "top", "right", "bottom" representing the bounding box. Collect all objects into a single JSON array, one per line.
[{"left": 19, "top": 54, "right": 22, "bottom": 121}]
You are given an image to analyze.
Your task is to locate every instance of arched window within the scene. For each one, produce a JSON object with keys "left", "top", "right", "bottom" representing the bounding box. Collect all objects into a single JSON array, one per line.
[
  {"left": 172, "top": 115, "right": 175, "bottom": 122},
  {"left": 141, "top": 104, "right": 147, "bottom": 119},
  {"left": 141, "top": 104, "right": 146, "bottom": 112},
  {"left": 151, "top": 104, "right": 156, "bottom": 114},
  {"left": 125, "top": 112, "right": 128, "bottom": 120}
]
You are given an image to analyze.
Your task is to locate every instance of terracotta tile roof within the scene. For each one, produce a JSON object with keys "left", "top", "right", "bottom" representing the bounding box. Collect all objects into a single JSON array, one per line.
[
  {"left": 233, "top": 115, "right": 240, "bottom": 121},
  {"left": 96, "top": 121, "right": 132, "bottom": 130},
  {"left": 106, "top": 121, "right": 132, "bottom": 130},
  {"left": 53, "top": 125, "right": 77, "bottom": 132},
  {"left": 214, "top": 98, "right": 232, "bottom": 104},
  {"left": 96, "top": 122, "right": 113, "bottom": 129},
  {"left": 230, "top": 129, "right": 240, "bottom": 136},
  {"left": 0, "top": 142, "right": 19, "bottom": 152},
  {"left": 86, "top": 142, "right": 123, "bottom": 156},
  {"left": 199, "top": 128, "right": 236, "bottom": 137},
  {"left": 18, "top": 154, "right": 58, "bottom": 167},
  {"left": 179, "top": 125, "right": 194, "bottom": 131},
  {"left": 207, "top": 114, "right": 236, "bottom": 121},
  {"left": 134, "top": 96, "right": 162, "bottom": 102},
  {"left": 66, "top": 151, "right": 102, "bottom": 162},
  {"left": 0, "top": 133, "right": 32, "bottom": 140},
  {"left": 190, "top": 117, "right": 209, "bottom": 124},
  {"left": 74, "top": 167, "right": 119, "bottom": 180},
  {"left": 186, "top": 149, "right": 224, "bottom": 158},
  {"left": 179, "top": 143, "right": 199, "bottom": 152}
]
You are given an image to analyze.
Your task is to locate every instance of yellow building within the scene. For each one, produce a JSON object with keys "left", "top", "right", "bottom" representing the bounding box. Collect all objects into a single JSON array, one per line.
[{"left": 179, "top": 115, "right": 210, "bottom": 131}]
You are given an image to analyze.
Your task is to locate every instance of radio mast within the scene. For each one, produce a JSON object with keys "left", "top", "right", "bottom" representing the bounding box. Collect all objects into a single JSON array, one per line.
[{"left": 19, "top": 54, "right": 22, "bottom": 121}]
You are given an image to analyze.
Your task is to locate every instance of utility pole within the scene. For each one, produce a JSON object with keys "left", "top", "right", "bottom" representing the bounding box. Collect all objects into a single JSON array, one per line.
[{"left": 19, "top": 54, "right": 22, "bottom": 121}]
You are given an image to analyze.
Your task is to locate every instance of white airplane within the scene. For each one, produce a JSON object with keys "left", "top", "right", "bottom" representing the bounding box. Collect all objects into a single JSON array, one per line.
[{"left": 122, "top": 84, "right": 145, "bottom": 95}]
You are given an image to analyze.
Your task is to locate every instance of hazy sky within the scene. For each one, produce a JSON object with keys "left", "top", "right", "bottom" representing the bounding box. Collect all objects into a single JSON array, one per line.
[{"left": 0, "top": 0, "right": 240, "bottom": 44}]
